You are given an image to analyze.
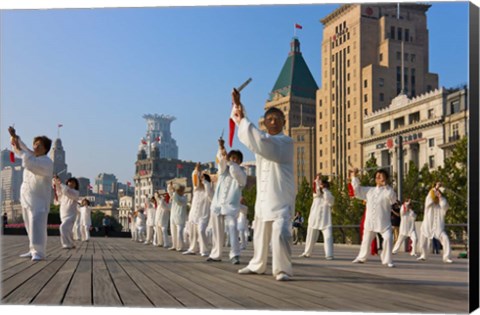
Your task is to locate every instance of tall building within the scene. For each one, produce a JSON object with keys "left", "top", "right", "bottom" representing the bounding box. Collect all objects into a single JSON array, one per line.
[
  {"left": 1, "top": 149, "right": 22, "bottom": 169},
  {"left": 316, "top": 4, "right": 439, "bottom": 180},
  {"left": 94, "top": 173, "right": 118, "bottom": 196},
  {"left": 50, "top": 138, "right": 71, "bottom": 182},
  {"left": 1, "top": 165, "right": 24, "bottom": 222},
  {"left": 77, "top": 177, "right": 92, "bottom": 197},
  {"left": 261, "top": 37, "right": 318, "bottom": 188},
  {"left": 141, "top": 114, "right": 178, "bottom": 159}
]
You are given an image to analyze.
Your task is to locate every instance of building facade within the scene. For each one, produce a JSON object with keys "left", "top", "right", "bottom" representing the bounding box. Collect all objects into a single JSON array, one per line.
[
  {"left": 316, "top": 3, "right": 439, "bottom": 180},
  {"left": 94, "top": 173, "right": 118, "bottom": 196},
  {"left": 141, "top": 114, "right": 179, "bottom": 159},
  {"left": 358, "top": 88, "right": 468, "bottom": 176},
  {"left": 50, "top": 138, "right": 72, "bottom": 182},
  {"left": 118, "top": 195, "right": 133, "bottom": 231}
]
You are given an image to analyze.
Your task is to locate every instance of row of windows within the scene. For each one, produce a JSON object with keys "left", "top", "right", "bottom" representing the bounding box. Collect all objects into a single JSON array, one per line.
[{"left": 390, "top": 26, "right": 411, "bottom": 42}]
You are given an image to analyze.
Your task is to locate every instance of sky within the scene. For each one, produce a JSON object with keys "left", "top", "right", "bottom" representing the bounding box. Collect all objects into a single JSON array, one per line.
[{"left": 0, "top": 0, "right": 472, "bottom": 185}]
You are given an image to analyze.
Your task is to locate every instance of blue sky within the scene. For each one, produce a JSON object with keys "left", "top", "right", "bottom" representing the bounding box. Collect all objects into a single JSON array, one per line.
[{"left": 0, "top": 1, "right": 470, "bottom": 184}]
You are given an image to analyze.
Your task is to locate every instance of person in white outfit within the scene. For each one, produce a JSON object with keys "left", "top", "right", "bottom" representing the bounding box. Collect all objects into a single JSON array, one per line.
[
  {"left": 392, "top": 199, "right": 418, "bottom": 256},
  {"left": 154, "top": 191, "right": 171, "bottom": 248},
  {"left": 185, "top": 169, "right": 214, "bottom": 256},
  {"left": 129, "top": 210, "right": 138, "bottom": 242},
  {"left": 79, "top": 199, "right": 92, "bottom": 241},
  {"left": 231, "top": 90, "right": 295, "bottom": 281},
  {"left": 136, "top": 209, "right": 147, "bottom": 243},
  {"left": 350, "top": 168, "right": 397, "bottom": 268},
  {"left": 9, "top": 127, "right": 53, "bottom": 262},
  {"left": 207, "top": 137, "right": 247, "bottom": 265},
  {"left": 73, "top": 207, "right": 81, "bottom": 241},
  {"left": 168, "top": 182, "right": 188, "bottom": 251},
  {"left": 238, "top": 197, "right": 249, "bottom": 250},
  {"left": 55, "top": 177, "right": 80, "bottom": 249},
  {"left": 417, "top": 182, "right": 453, "bottom": 263},
  {"left": 300, "top": 175, "right": 335, "bottom": 260},
  {"left": 144, "top": 196, "right": 156, "bottom": 245}
]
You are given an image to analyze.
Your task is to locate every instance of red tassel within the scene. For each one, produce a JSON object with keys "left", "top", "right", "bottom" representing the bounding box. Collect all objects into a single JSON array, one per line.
[
  {"left": 164, "top": 193, "right": 170, "bottom": 204},
  {"left": 312, "top": 181, "right": 316, "bottom": 194},
  {"left": 229, "top": 118, "right": 235, "bottom": 147},
  {"left": 347, "top": 183, "right": 354, "bottom": 197},
  {"left": 53, "top": 184, "right": 58, "bottom": 202},
  {"left": 9, "top": 151, "right": 15, "bottom": 163}
]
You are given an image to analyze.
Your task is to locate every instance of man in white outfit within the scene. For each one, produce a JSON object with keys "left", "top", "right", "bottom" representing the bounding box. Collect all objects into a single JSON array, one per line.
[
  {"left": 392, "top": 199, "right": 418, "bottom": 256},
  {"left": 417, "top": 182, "right": 453, "bottom": 263},
  {"left": 350, "top": 168, "right": 397, "bottom": 268},
  {"left": 154, "top": 191, "right": 171, "bottom": 248},
  {"left": 10, "top": 127, "right": 53, "bottom": 261},
  {"left": 300, "top": 175, "right": 335, "bottom": 260},
  {"left": 231, "top": 89, "right": 295, "bottom": 281},
  {"left": 144, "top": 196, "right": 156, "bottom": 245},
  {"left": 207, "top": 140, "right": 247, "bottom": 264}
]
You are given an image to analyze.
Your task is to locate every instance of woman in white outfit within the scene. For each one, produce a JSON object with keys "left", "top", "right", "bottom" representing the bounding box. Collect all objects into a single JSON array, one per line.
[
  {"left": 136, "top": 209, "right": 147, "bottom": 243},
  {"left": 168, "top": 182, "right": 188, "bottom": 251},
  {"left": 129, "top": 210, "right": 137, "bottom": 242},
  {"left": 55, "top": 177, "right": 80, "bottom": 249},
  {"left": 72, "top": 208, "right": 81, "bottom": 241},
  {"left": 154, "top": 192, "right": 171, "bottom": 248},
  {"left": 350, "top": 168, "right": 397, "bottom": 268},
  {"left": 417, "top": 182, "right": 452, "bottom": 263},
  {"left": 238, "top": 198, "right": 249, "bottom": 250},
  {"left": 300, "top": 175, "right": 335, "bottom": 260},
  {"left": 79, "top": 199, "right": 92, "bottom": 241},
  {"left": 392, "top": 199, "right": 417, "bottom": 256},
  {"left": 144, "top": 196, "right": 156, "bottom": 245}
]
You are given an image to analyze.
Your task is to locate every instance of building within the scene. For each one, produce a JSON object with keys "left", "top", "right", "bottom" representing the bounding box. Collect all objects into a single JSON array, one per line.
[
  {"left": 118, "top": 195, "right": 133, "bottom": 231},
  {"left": 1, "top": 165, "right": 24, "bottom": 223},
  {"left": 77, "top": 177, "right": 92, "bottom": 197},
  {"left": 261, "top": 37, "right": 318, "bottom": 188},
  {"left": 50, "top": 138, "right": 72, "bottom": 182},
  {"left": 358, "top": 87, "right": 468, "bottom": 176},
  {"left": 1, "top": 149, "right": 22, "bottom": 169},
  {"left": 94, "top": 173, "right": 118, "bottom": 197},
  {"left": 316, "top": 3, "right": 439, "bottom": 180},
  {"left": 141, "top": 114, "right": 178, "bottom": 159}
]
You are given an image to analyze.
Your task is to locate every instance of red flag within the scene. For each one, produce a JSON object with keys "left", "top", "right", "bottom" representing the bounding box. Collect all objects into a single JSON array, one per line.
[
  {"left": 347, "top": 183, "right": 355, "bottom": 197},
  {"left": 141, "top": 140, "right": 147, "bottom": 145},
  {"left": 229, "top": 118, "right": 235, "bottom": 147},
  {"left": 155, "top": 136, "right": 160, "bottom": 142},
  {"left": 9, "top": 151, "right": 15, "bottom": 163},
  {"left": 164, "top": 193, "right": 170, "bottom": 204},
  {"left": 312, "top": 181, "right": 317, "bottom": 194},
  {"left": 127, "top": 181, "right": 131, "bottom": 187},
  {"left": 295, "top": 23, "right": 303, "bottom": 29},
  {"left": 177, "top": 163, "right": 183, "bottom": 169}
]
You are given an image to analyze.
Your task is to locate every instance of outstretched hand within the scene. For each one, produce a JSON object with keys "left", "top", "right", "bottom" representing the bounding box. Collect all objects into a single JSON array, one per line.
[{"left": 231, "top": 89, "right": 244, "bottom": 125}]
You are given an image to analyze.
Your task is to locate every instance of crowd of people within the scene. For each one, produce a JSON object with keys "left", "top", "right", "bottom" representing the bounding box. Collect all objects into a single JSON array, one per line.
[{"left": 7, "top": 88, "right": 454, "bottom": 277}]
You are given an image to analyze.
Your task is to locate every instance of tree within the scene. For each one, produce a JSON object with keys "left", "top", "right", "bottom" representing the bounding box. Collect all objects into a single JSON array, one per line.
[
  {"left": 295, "top": 177, "right": 313, "bottom": 222},
  {"left": 48, "top": 204, "right": 61, "bottom": 224},
  {"left": 242, "top": 184, "right": 256, "bottom": 223}
]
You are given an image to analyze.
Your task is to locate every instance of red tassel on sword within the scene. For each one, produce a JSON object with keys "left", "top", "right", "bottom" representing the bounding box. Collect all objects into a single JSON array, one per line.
[
  {"left": 9, "top": 151, "right": 15, "bottom": 163},
  {"left": 229, "top": 78, "right": 252, "bottom": 147}
]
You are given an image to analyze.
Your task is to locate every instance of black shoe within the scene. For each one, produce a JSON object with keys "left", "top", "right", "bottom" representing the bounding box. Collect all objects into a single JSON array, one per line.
[
  {"left": 231, "top": 256, "right": 240, "bottom": 265},
  {"left": 206, "top": 257, "right": 221, "bottom": 262}
]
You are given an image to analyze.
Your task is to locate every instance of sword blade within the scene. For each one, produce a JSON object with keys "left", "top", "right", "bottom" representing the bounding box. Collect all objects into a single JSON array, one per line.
[{"left": 237, "top": 78, "right": 252, "bottom": 92}]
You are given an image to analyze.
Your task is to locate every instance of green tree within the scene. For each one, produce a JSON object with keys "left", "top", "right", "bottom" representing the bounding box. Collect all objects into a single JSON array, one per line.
[
  {"left": 48, "top": 204, "right": 61, "bottom": 224},
  {"left": 242, "top": 184, "right": 256, "bottom": 223},
  {"left": 295, "top": 177, "right": 313, "bottom": 221}
]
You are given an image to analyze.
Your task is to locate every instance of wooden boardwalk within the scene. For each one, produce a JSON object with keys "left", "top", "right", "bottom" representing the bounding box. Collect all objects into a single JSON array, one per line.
[{"left": 0, "top": 235, "right": 469, "bottom": 313}]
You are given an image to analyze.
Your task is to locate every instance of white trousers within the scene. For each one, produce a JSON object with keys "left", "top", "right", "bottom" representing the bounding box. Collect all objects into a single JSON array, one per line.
[
  {"left": 245, "top": 218, "right": 292, "bottom": 277},
  {"left": 209, "top": 214, "right": 239, "bottom": 260},
  {"left": 303, "top": 226, "right": 333, "bottom": 258},
  {"left": 239, "top": 228, "right": 248, "bottom": 249},
  {"left": 73, "top": 221, "right": 81, "bottom": 240},
  {"left": 418, "top": 231, "right": 451, "bottom": 260},
  {"left": 60, "top": 211, "right": 77, "bottom": 248},
  {"left": 356, "top": 228, "right": 393, "bottom": 265},
  {"left": 145, "top": 225, "right": 154, "bottom": 244},
  {"left": 154, "top": 224, "right": 170, "bottom": 247},
  {"left": 22, "top": 207, "right": 49, "bottom": 258},
  {"left": 81, "top": 225, "right": 90, "bottom": 241},
  {"left": 137, "top": 227, "right": 146, "bottom": 242},
  {"left": 187, "top": 221, "right": 209, "bottom": 255},
  {"left": 392, "top": 231, "right": 417, "bottom": 255},
  {"left": 170, "top": 223, "right": 185, "bottom": 251}
]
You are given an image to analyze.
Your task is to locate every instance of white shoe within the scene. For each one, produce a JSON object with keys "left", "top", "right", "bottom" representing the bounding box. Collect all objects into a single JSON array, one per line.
[
  {"left": 275, "top": 273, "right": 290, "bottom": 281},
  {"left": 352, "top": 258, "right": 365, "bottom": 264},
  {"left": 410, "top": 253, "right": 418, "bottom": 257},
  {"left": 182, "top": 251, "right": 195, "bottom": 255},
  {"left": 326, "top": 256, "right": 334, "bottom": 260},
  {"left": 19, "top": 252, "right": 32, "bottom": 258},
  {"left": 200, "top": 253, "right": 209, "bottom": 257},
  {"left": 238, "top": 267, "right": 255, "bottom": 274},
  {"left": 31, "top": 254, "right": 43, "bottom": 261},
  {"left": 443, "top": 258, "right": 453, "bottom": 264},
  {"left": 298, "top": 253, "right": 310, "bottom": 258},
  {"left": 416, "top": 256, "right": 426, "bottom": 261},
  {"left": 387, "top": 263, "right": 395, "bottom": 268}
]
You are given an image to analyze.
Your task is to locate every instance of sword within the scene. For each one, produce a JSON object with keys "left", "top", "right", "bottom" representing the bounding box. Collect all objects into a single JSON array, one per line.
[
  {"left": 220, "top": 128, "right": 224, "bottom": 140},
  {"left": 236, "top": 78, "right": 252, "bottom": 92}
]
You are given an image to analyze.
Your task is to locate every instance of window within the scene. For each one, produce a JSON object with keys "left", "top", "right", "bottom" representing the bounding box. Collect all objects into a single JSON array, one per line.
[
  {"left": 429, "top": 156, "right": 435, "bottom": 168},
  {"left": 380, "top": 93, "right": 384, "bottom": 102},
  {"left": 411, "top": 54, "right": 416, "bottom": 62},
  {"left": 347, "top": 101, "right": 351, "bottom": 108},
  {"left": 379, "top": 78, "right": 384, "bottom": 87},
  {"left": 319, "top": 124, "right": 323, "bottom": 132},
  {"left": 397, "top": 27, "right": 403, "bottom": 40},
  {"left": 396, "top": 51, "right": 401, "bottom": 60},
  {"left": 364, "top": 94, "right": 368, "bottom": 102},
  {"left": 348, "top": 114, "right": 350, "bottom": 122},
  {"left": 348, "top": 142, "right": 351, "bottom": 150},
  {"left": 347, "top": 128, "right": 350, "bottom": 136},
  {"left": 429, "top": 138, "right": 435, "bottom": 147},
  {"left": 333, "top": 120, "right": 335, "bottom": 127},
  {"left": 404, "top": 53, "right": 409, "bottom": 61},
  {"left": 319, "top": 100, "right": 323, "bottom": 107},
  {"left": 319, "top": 112, "right": 322, "bottom": 119},
  {"left": 347, "top": 87, "right": 350, "bottom": 95},
  {"left": 379, "top": 53, "right": 383, "bottom": 62},
  {"left": 408, "top": 111, "right": 420, "bottom": 124},
  {"left": 332, "top": 94, "right": 335, "bottom": 101},
  {"left": 332, "top": 80, "right": 335, "bottom": 87},
  {"left": 332, "top": 159, "right": 335, "bottom": 167},
  {"left": 390, "top": 26, "right": 395, "bottom": 39},
  {"left": 381, "top": 121, "right": 391, "bottom": 132},
  {"left": 370, "top": 127, "right": 375, "bottom": 135},
  {"left": 428, "top": 108, "right": 434, "bottom": 118},
  {"left": 364, "top": 108, "right": 368, "bottom": 116},
  {"left": 320, "top": 150, "right": 323, "bottom": 157},
  {"left": 405, "top": 29, "right": 410, "bottom": 42},
  {"left": 319, "top": 137, "right": 323, "bottom": 144},
  {"left": 364, "top": 80, "right": 368, "bottom": 88},
  {"left": 320, "top": 162, "right": 323, "bottom": 169},
  {"left": 450, "top": 100, "right": 461, "bottom": 114},
  {"left": 333, "top": 146, "right": 335, "bottom": 154},
  {"left": 394, "top": 117, "right": 405, "bottom": 128},
  {"left": 347, "top": 73, "right": 351, "bottom": 81}
]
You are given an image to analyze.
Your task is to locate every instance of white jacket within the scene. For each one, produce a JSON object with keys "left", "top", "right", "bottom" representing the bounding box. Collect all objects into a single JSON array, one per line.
[
  {"left": 238, "top": 117, "right": 295, "bottom": 221},
  {"left": 308, "top": 180, "right": 334, "bottom": 230},
  {"left": 79, "top": 206, "right": 92, "bottom": 226},
  {"left": 399, "top": 204, "right": 416, "bottom": 236},
  {"left": 57, "top": 184, "right": 80, "bottom": 220},
  {"left": 421, "top": 192, "right": 448, "bottom": 239}
]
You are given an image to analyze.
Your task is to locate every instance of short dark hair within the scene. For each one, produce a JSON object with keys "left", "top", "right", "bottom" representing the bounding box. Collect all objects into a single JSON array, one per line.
[
  {"left": 202, "top": 173, "right": 211, "bottom": 183},
  {"left": 33, "top": 136, "right": 52, "bottom": 154},
  {"left": 227, "top": 150, "right": 243, "bottom": 164},
  {"left": 375, "top": 169, "right": 389, "bottom": 181},
  {"left": 264, "top": 107, "right": 285, "bottom": 120},
  {"left": 66, "top": 177, "right": 79, "bottom": 190},
  {"left": 320, "top": 180, "right": 330, "bottom": 189}
]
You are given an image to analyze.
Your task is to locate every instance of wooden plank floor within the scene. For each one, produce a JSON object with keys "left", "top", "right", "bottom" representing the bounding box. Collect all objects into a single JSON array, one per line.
[{"left": 0, "top": 235, "right": 469, "bottom": 313}]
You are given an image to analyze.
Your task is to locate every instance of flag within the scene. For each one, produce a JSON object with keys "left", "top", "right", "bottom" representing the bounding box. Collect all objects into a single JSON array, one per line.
[
  {"left": 127, "top": 181, "right": 131, "bottom": 187},
  {"left": 177, "top": 163, "right": 183, "bottom": 169},
  {"left": 87, "top": 184, "right": 93, "bottom": 190},
  {"left": 229, "top": 118, "right": 235, "bottom": 147},
  {"left": 141, "top": 140, "right": 147, "bottom": 145},
  {"left": 155, "top": 136, "right": 160, "bottom": 142},
  {"left": 347, "top": 183, "right": 355, "bottom": 197},
  {"left": 58, "top": 124, "right": 63, "bottom": 128},
  {"left": 312, "top": 181, "right": 316, "bottom": 194},
  {"left": 295, "top": 23, "right": 303, "bottom": 29},
  {"left": 164, "top": 193, "right": 170, "bottom": 204}
]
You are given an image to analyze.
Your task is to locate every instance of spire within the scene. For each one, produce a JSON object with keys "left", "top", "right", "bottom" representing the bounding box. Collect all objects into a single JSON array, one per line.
[{"left": 269, "top": 37, "right": 318, "bottom": 101}]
